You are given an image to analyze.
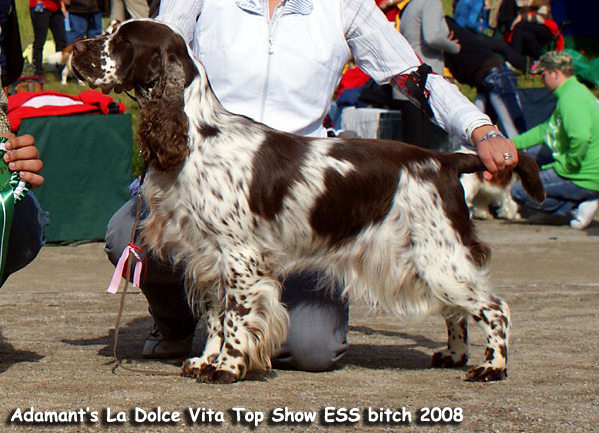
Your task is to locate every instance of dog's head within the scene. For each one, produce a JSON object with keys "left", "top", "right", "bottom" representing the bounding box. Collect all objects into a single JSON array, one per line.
[
  {"left": 72, "top": 20, "right": 198, "bottom": 171},
  {"left": 72, "top": 19, "right": 196, "bottom": 101}
]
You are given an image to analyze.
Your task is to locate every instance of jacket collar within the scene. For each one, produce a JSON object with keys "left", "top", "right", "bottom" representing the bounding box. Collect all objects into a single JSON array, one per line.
[
  {"left": 283, "top": 0, "right": 313, "bottom": 15},
  {"left": 235, "top": 0, "right": 313, "bottom": 16}
]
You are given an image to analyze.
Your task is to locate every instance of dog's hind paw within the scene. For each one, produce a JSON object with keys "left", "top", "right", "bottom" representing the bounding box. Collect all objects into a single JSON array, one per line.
[
  {"left": 432, "top": 350, "right": 468, "bottom": 368},
  {"left": 465, "top": 365, "right": 507, "bottom": 382}
]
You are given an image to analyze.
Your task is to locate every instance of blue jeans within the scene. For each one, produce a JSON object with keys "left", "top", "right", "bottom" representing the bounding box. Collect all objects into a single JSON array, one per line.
[
  {"left": 1, "top": 192, "right": 48, "bottom": 287},
  {"left": 511, "top": 145, "right": 599, "bottom": 217},
  {"left": 474, "top": 64, "right": 526, "bottom": 138},
  {"left": 66, "top": 12, "right": 102, "bottom": 45}
]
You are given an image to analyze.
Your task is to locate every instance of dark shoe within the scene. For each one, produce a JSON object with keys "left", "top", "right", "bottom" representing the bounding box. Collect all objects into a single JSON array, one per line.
[{"left": 142, "top": 327, "right": 193, "bottom": 359}]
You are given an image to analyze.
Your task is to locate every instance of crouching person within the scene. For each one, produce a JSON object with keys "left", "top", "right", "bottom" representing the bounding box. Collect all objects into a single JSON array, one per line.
[{"left": 511, "top": 51, "right": 599, "bottom": 229}]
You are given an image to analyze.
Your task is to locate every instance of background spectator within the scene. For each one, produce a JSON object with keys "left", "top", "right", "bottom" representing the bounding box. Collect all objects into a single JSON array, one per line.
[
  {"left": 507, "top": 0, "right": 563, "bottom": 61},
  {"left": 452, "top": 0, "right": 490, "bottom": 34},
  {"left": 110, "top": 0, "right": 148, "bottom": 21},
  {"left": 65, "top": 0, "right": 102, "bottom": 45},
  {"left": 511, "top": 51, "right": 599, "bottom": 229},
  {"left": 0, "top": 0, "right": 24, "bottom": 89},
  {"left": 396, "top": 0, "right": 460, "bottom": 147},
  {"left": 445, "top": 16, "right": 526, "bottom": 138},
  {"left": 400, "top": 0, "right": 460, "bottom": 75},
  {"left": 29, "top": 0, "right": 67, "bottom": 77}
]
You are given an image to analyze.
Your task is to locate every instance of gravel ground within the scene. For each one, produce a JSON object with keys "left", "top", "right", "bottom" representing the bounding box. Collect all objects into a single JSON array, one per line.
[{"left": 1, "top": 218, "right": 598, "bottom": 433}]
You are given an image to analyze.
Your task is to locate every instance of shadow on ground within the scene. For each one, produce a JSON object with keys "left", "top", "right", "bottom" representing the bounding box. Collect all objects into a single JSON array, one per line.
[
  {"left": 0, "top": 329, "right": 44, "bottom": 374},
  {"left": 61, "top": 316, "right": 152, "bottom": 360},
  {"left": 59, "top": 319, "right": 439, "bottom": 372}
]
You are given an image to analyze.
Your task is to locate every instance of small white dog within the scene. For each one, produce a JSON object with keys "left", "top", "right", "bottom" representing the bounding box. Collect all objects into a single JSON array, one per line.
[
  {"left": 44, "top": 43, "right": 85, "bottom": 85},
  {"left": 459, "top": 146, "right": 521, "bottom": 220},
  {"left": 60, "top": 43, "right": 85, "bottom": 85}
]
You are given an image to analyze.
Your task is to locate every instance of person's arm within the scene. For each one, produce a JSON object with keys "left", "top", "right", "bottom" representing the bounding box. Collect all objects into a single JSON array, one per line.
[
  {"left": 512, "top": 121, "right": 547, "bottom": 150},
  {"left": 156, "top": 0, "right": 204, "bottom": 45},
  {"left": 421, "top": 0, "right": 460, "bottom": 54},
  {"left": 343, "top": 0, "right": 517, "bottom": 176}
]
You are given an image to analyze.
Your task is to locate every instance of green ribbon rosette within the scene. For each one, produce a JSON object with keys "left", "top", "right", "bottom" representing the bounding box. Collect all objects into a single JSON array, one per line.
[{"left": 0, "top": 137, "right": 30, "bottom": 278}]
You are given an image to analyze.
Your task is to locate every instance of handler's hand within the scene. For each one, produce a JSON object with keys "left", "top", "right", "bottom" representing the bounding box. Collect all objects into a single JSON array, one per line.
[
  {"left": 471, "top": 125, "right": 518, "bottom": 181},
  {"left": 1, "top": 133, "right": 44, "bottom": 188}
]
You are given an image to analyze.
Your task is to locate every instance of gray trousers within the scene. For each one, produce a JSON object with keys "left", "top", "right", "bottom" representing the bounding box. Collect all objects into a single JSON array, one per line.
[
  {"left": 110, "top": 0, "right": 149, "bottom": 21},
  {"left": 105, "top": 198, "right": 349, "bottom": 371}
]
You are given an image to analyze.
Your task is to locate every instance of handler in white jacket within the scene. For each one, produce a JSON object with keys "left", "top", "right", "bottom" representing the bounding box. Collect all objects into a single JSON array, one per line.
[{"left": 105, "top": 0, "right": 518, "bottom": 370}]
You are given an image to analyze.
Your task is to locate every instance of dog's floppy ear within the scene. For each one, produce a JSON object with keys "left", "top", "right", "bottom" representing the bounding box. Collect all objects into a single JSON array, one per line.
[
  {"left": 138, "top": 98, "right": 190, "bottom": 171},
  {"left": 140, "top": 50, "right": 189, "bottom": 101},
  {"left": 136, "top": 51, "right": 166, "bottom": 100}
]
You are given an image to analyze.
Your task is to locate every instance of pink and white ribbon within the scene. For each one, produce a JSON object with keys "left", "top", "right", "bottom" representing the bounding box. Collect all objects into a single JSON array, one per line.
[{"left": 107, "top": 243, "right": 145, "bottom": 294}]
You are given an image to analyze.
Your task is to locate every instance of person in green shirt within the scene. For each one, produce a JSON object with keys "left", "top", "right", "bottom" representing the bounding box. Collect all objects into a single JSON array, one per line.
[{"left": 511, "top": 51, "right": 599, "bottom": 229}]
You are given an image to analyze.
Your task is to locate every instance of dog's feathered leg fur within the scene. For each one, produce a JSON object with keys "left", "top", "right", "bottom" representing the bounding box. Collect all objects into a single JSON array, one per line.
[
  {"left": 432, "top": 311, "right": 469, "bottom": 368},
  {"left": 184, "top": 252, "right": 289, "bottom": 383}
]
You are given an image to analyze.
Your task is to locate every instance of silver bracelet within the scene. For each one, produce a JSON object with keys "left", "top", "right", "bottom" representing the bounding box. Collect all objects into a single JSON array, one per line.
[{"left": 479, "top": 130, "right": 505, "bottom": 143}]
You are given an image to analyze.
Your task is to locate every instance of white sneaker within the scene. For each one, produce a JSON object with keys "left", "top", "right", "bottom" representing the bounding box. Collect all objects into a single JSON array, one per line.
[{"left": 570, "top": 199, "right": 599, "bottom": 230}]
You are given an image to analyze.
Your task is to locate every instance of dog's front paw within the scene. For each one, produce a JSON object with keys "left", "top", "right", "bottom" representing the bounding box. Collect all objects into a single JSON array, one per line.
[
  {"left": 432, "top": 350, "right": 468, "bottom": 368},
  {"left": 181, "top": 357, "right": 213, "bottom": 379},
  {"left": 199, "top": 367, "right": 239, "bottom": 384},
  {"left": 465, "top": 365, "right": 507, "bottom": 382},
  {"left": 183, "top": 357, "right": 242, "bottom": 384}
]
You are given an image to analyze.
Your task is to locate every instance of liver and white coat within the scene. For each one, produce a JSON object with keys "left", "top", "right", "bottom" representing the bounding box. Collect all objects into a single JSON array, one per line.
[{"left": 72, "top": 20, "right": 544, "bottom": 384}]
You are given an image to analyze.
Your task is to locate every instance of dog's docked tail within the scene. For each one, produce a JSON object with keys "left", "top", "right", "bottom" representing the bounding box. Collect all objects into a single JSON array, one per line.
[
  {"left": 442, "top": 151, "right": 546, "bottom": 203},
  {"left": 513, "top": 152, "right": 545, "bottom": 203}
]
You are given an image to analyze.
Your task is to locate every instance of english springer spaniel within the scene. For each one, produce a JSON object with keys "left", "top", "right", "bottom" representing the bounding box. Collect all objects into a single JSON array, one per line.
[{"left": 71, "top": 20, "right": 544, "bottom": 384}]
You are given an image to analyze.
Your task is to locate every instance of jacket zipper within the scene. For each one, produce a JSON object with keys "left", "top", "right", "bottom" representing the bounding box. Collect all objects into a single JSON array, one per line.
[{"left": 259, "top": 5, "right": 284, "bottom": 123}]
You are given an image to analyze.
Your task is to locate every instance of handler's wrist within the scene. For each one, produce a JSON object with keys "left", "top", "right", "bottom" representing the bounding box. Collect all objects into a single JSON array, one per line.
[
  {"left": 471, "top": 125, "right": 501, "bottom": 145},
  {"left": 479, "top": 130, "right": 505, "bottom": 143}
]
